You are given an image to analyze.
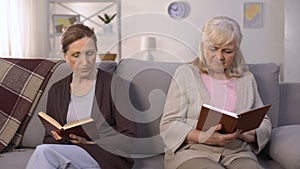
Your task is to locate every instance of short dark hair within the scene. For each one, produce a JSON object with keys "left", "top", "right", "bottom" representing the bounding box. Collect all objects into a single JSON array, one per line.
[{"left": 61, "top": 24, "right": 97, "bottom": 54}]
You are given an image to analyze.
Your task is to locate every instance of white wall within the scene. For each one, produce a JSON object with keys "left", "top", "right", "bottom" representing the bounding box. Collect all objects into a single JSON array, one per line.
[
  {"left": 121, "top": 0, "right": 284, "bottom": 66},
  {"left": 285, "top": 0, "right": 300, "bottom": 82},
  {"left": 48, "top": 0, "right": 285, "bottom": 79}
]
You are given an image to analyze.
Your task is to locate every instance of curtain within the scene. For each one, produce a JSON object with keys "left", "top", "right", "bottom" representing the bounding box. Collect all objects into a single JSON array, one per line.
[{"left": 0, "top": 0, "right": 49, "bottom": 58}]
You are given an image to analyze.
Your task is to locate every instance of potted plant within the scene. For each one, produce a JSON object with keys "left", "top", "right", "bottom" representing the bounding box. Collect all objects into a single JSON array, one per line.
[{"left": 97, "top": 13, "right": 117, "bottom": 33}]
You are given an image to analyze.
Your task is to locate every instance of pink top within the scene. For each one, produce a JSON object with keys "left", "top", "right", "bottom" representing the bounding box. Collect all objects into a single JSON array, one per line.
[{"left": 201, "top": 73, "right": 237, "bottom": 112}]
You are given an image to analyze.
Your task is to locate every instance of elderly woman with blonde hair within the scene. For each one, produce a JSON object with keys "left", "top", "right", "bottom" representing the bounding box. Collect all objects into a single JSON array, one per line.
[{"left": 160, "top": 16, "right": 271, "bottom": 169}]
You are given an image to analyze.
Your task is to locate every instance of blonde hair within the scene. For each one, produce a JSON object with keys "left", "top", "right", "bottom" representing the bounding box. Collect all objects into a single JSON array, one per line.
[{"left": 194, "top": 16, "right": 248, "bottom": 77}]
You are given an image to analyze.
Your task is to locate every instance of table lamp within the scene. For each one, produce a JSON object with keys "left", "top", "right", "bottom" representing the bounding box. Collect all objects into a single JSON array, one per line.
[{"left": 140, "top": 36, "right": 156, "bottom": 61}]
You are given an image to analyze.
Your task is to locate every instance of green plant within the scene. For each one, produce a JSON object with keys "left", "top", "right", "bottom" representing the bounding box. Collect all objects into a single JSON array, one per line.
[{"left": 97, "top": 13, "right": 117, "bottom": 24}]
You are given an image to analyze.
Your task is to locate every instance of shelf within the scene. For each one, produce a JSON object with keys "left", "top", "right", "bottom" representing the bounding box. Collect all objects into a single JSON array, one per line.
[{"left": 47, "top": 0, "right": 121, "bottom": 61}]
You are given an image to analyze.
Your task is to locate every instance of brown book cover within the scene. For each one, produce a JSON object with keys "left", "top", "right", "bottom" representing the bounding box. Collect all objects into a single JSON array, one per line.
[
  {"left": 38, "top": 112, "right": 99, "bottom": 141},
  {"left": 196, "top": 104, "right": 271, "bottom": 133}
]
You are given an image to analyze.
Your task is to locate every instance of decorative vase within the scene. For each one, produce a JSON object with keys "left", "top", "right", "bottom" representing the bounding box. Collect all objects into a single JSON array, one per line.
[{"left": 103, "top": 24, "right": 113, "bottom": 33}]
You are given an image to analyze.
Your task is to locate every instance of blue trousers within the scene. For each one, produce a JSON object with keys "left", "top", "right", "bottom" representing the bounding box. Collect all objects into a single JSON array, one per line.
[{"left": 26, "top": 144, "right": 101, "bottom": 169}]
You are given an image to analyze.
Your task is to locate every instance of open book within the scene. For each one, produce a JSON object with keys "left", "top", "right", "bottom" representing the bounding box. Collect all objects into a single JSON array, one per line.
[
  {"left": 38, "top": 112, "right": 98, "bottom": 141},
  {"left": 196, "top": 104, "right": 271, "bottom": 133}
]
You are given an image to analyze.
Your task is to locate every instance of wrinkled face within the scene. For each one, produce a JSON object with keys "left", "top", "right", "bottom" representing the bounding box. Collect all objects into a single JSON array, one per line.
[
  {"left": 64, "top": 37, "right": 97, "bottom": 79},
  {"left": 203, "top": 41, "right": 236, "bottom": 73}
]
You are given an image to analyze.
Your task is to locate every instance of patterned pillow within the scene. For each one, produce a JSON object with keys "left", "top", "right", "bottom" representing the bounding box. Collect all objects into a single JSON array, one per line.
[{"left": 0, "top": 58, "right": 63, "bottom": 152}]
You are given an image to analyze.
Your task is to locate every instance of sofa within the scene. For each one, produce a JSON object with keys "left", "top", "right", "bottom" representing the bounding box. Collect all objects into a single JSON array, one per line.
[{"left": 1, "top": 58, "right": 300, "bottom": 169}]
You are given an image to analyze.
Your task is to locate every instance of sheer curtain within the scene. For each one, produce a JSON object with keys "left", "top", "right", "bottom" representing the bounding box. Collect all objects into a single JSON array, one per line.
[{"left": 0, "top": 0, "right": 49, "bottom": 58}]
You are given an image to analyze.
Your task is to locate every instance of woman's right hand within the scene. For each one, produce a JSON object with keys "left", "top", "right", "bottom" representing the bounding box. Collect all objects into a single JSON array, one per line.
[{"left": 200, "top": 124, "right": 241, "bottom": 146}]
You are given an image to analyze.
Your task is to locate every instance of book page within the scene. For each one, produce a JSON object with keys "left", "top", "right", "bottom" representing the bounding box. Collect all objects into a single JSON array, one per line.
[
  {"left": 38, "top": 112, "right": 62, "bottom": 129},
  {"left": 202, "top": 104, "right": 239, "bottom": 118},
  {"left": 63, "top": 117, "right": 94, "bottom": 130}
]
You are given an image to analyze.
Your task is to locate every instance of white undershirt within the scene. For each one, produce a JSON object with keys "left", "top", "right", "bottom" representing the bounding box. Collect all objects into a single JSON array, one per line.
[{"left": 67, "top": 81, "right": 96, "bottom": 122}]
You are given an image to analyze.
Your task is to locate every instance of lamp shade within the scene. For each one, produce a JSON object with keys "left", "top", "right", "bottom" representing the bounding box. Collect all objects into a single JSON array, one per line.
[{"left": 140, "top": 37, "right": 156, "bottom": 51}]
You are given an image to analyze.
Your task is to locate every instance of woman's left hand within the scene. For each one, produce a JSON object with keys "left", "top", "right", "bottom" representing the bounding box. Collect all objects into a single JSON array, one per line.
[
  {"left": 238, "top": 129, "right": 257, "bottom": 143},
  {"left": 69, "top": 134, "right": 96, "bottom": 144}
]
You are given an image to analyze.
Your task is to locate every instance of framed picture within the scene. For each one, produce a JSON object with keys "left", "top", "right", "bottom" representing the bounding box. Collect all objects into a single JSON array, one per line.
[
  {"left": 53, "top": 14, "right": 80, "bottom": 34},
  {"left": 243, "top": 3, "right": 263, "bottom": 28}
]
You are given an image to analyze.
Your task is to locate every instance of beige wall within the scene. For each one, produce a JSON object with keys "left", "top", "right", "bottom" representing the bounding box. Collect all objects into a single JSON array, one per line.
[
  {"left": 285, "top": 0, "right": 300, "bottom": 82},
  {"left": 121, "top": 0, "right": 284, "bottom": 65}
]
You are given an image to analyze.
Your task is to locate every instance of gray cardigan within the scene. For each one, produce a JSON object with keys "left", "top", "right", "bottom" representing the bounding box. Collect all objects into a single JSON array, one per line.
[{"left": 160, "top": 64, "right": 271, "bottom": 169}]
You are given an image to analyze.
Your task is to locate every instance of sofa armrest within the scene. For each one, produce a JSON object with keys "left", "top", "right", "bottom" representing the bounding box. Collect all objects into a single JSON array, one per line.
[
  {"left": 268, "top": 125, "right": 300, "bottom": 169},
  {"left": 278, "top": 82, "right": 300, "bottom": 126}
]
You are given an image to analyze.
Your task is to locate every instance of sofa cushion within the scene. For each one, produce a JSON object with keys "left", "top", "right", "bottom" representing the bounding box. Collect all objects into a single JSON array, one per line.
[
  {"left": 97, "top": 61, "right": 117, "bottom": 74},
  {"left": 247, "top": 63, "right": 280, "bottom": 128},
  {"left": 268, "top": 125, "right": 300, "bottom": 169},
  {"left": 279, "top": 82, "right": 300, "bottom": 126},
  {"left": 115, "top": 58, "right": 182, "bottom": 154},
  {"left": 0, "top": 148, "right": 35, "bottom": 168}
]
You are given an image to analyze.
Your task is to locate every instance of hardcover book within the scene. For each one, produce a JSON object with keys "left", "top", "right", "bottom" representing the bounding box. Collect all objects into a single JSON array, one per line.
[
  {"left": 38, "top": 111, "right": 98, "bottom": 141},
  {"left": 196, "top": 104, "right": 271, "bottom": 133}
]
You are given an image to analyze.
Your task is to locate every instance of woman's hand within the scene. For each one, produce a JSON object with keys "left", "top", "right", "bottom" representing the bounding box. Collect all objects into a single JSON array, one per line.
[
  {"left": 68, "top": 134, "right": 96, "bottom": 144},
  {"left": 51, "top": 130, "right": 63, "bottom": 140},
  {"left": 186, "top": 124, "right": 241, "bottom": 146},
  {"left": 51, "top": 131, "right": 95, "bottom": 144},
  {"left": 238, "top": 129, "right": 257, "bottom": 143},
  {"left": 200, "top": 124, "right": 241, "bottom": 146}
]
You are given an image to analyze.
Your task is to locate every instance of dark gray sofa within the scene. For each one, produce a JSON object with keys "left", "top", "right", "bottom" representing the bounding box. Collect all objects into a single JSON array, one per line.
[{"left": 1, "top": 58, "right": 300, "bottom": 169}]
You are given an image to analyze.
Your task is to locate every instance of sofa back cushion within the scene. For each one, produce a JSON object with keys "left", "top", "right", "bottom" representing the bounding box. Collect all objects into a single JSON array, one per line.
[
  {"left": 115, "top": 59, "right": 182, "bottom": 154},
  {"left": 247, "top": 63, "right": 280, "bottom": 128}
]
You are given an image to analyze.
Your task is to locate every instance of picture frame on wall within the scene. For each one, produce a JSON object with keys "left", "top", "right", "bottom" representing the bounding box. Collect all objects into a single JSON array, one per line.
[
  {"left": 53, "top": 14, "right": 80, "bottom": 34},
  {"left": 243, "top": 3, "right": 263, "bottom": 28}
]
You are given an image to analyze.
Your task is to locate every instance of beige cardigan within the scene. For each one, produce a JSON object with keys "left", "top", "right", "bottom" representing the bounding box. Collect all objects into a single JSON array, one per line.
[{"left": 160, "top": 64, "right": 271, "bottom": 169}]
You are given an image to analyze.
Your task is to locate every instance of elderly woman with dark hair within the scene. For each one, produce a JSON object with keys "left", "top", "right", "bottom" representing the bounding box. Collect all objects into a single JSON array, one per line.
[
  {"left": 26, "top": 24, "right": 136, "bottom": 169},
  {"left": 160, "top": 16, "right": 271, "bottom": 169}
]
